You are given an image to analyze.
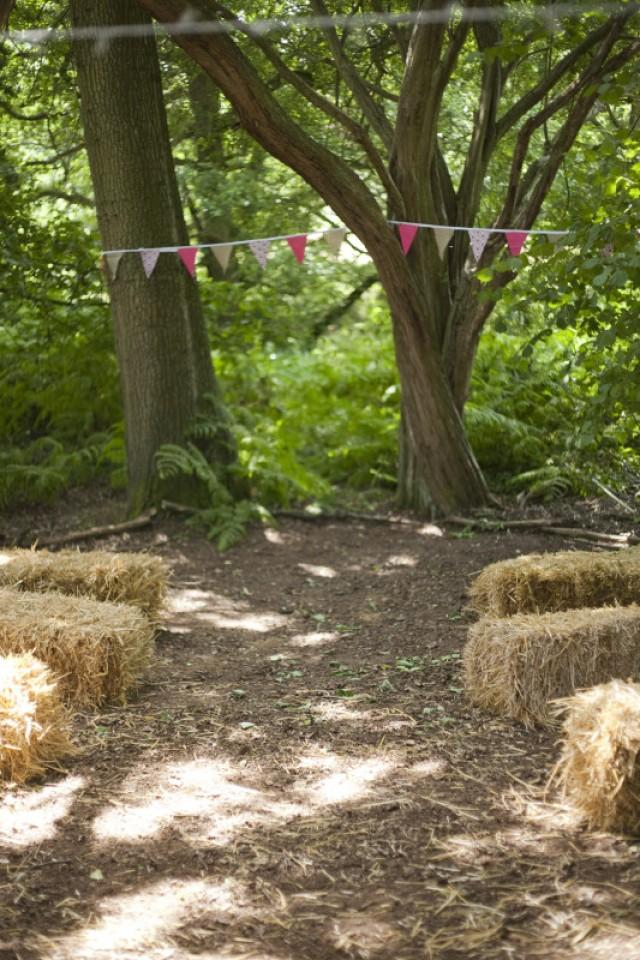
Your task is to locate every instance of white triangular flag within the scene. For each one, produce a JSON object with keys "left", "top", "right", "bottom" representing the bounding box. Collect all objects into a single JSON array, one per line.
[
  {"left": 249, "top": 239, "right": 271, "bottom": 270},
  {"left": 433, "top": 227, "right": 454, "bottom": 259},
  {"left": 105, "top": 252, "right": 124, "bottom": 279},
  {"left": 141, "top": 248, "right": 161, "bottom": 277},
  {"left": 323, "top": 227, "right": 347, "bottom": 258},
  {"left": 468, "top": 228, "right": 490, "bottom": 263},
  {"left": 212, "top": 244, "right": 233, "bottom": 273}
]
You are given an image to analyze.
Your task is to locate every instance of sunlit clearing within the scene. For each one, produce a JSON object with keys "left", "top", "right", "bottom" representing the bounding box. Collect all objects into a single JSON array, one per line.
[
  {"left": 55, "top": 877, "right": 250, "bottom": 955},
  {"left": 418, "top": 523, "right": 444, "bottom": 537},
  {"left": 385, "top": 553, "right": 418, "bottom": 567},
  {"left": 298, "top": 562, "right": 337, "bottom": 578},
  {"left": 307, "top": 757, "right": 394, "bottom": 805},
  {"left": 313, "top": 700, "right": 373, "bottom": 722},
  {"left": 0, "top": 775, "right": 84, "bottom": 848},
  {"left": 288, "top": 630, "right": 339, "bottom": 648},
  {"left": 332, "top": 913, "right": 400, "bottom": 956},
  {"left": 505, "top": 788, "right": 583, "bottom": 832},
  {"left": 264, "top": 528, "right": 285, "bottom": 544},
  {"left": 93, "top": 759, "right": 304, "bottom": 845},
  {"left": 168, "top": 587, "right": 217, "bottom": 613},
  {"left": 196, "top": 610, "right": 289, "bottom": 632}
]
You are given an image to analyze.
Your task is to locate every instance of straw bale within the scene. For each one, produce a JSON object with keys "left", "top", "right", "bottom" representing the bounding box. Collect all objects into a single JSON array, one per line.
[
  {"left": 0, "top": 587, "right": 155, "bottom": 706},
  {"left": 551, "top": 679, "right": 640, "bottom": 834},
  {"left": 463, "top": 604, "right": 640, "bottom": 727},
  {"left": 0, "top": 653, "right": 74, "bottom": 784},
  {"left": 468, "top": 547, "right": 640, "bottom": 617},
  {"left": 0, "top": 548, "right": 169, "bottom": 619}
]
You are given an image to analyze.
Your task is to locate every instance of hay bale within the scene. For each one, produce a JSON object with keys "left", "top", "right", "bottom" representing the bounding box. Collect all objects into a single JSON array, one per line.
[
  {"left": 0, "top": 653, "right": 74, "bottom": 784},
  {"left": 551, "top": 679, "right": 640, "bottom": 834},
  {"left": 463, "top": 605, "right": 640, "bottom": 727},
  {"left": 0, "top": 548, "right": 169, "bottom": 619},
  {"left": 468, "top": 548, "right": 640, "bottom": 617},
  {"left": 0, "top": 587, "right": 155, "bottom": 706}
]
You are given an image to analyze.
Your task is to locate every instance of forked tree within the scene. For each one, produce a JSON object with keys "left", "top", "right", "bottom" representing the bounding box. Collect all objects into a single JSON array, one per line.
[{"left": 133, "top": 0, "right": 639, "bottom": 514}]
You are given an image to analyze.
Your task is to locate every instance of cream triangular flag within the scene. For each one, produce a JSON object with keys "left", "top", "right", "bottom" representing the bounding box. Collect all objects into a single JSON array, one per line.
[
  {"left": 212, "top": 244, "right": 233, "bottom": 273},
  {"left": 140, "top": 249, "right": 161, "bottom": 277},
  {"left": 433, "top": 227, "right": 454, "bottom": 259},
  {"left": 468, "top": 228, "right": 490, "bottom": 263},
  {"left": 105, "top": 252, "right": 124, "bottom": 279},
  {"left": 249, "top": 239, "right": 271, "bottom": 269},
  {"left": 323, "top": 227, "right": 347, "bottom": 258}
]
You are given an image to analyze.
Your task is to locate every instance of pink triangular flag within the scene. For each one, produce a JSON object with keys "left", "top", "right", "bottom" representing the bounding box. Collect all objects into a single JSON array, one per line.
[
  {"left": 249, "top": 239, "right": 271, "bottom": 269},
  {"left": 433, "top": 227, "right": 454, "bottom": 259},
  {"left": 178, "top": 246, "right": 198, "bottom": 277},
  {"left": 398, "top": 223, "right": 419, "bottom": 255},
  {"left": 505, "top": 231, "right": 528, "bottom": 257},
  {"left": 105, "top": 252, "right": 124, "bottom": 279},
  {"left": 468, "top": 228, "right": 490, "bottom": 263},
  {"left": 286, "top": 234, "right": 307, "bottom": 264},
  {"left": 212, "top": 244, "right": 233, "bottom": 273},
  {"left": 141, "top": 249, "right": 160, "bottom": 278},
  {"left": 324, "top": 227, "right": 346, "bottom": 258}
]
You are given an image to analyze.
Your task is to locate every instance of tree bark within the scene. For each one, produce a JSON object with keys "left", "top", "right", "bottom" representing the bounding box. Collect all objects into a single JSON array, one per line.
[{"left": 71, "top": 0, "right": 234, "bottom": 514}]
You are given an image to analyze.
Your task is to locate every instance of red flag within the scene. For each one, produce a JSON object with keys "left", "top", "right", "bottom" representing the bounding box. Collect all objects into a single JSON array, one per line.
[
  {"left": 178, "top": 246, "right": 198, "bottom": 276},
  {"left": 505, "top": 231, "right": 528, "bottom": 256},
  {"left": 398, "top": 223, "right": 419, "bottom": 255},
  {"left": 286, "top": 234, "right": 308, "bottom": 264}
]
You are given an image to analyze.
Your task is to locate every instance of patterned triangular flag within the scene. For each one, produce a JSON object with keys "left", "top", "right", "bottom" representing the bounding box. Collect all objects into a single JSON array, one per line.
[
  {"left": 433, "top": 227, "right": 454, "bottom": 259},
  {"left": 141, "top": 249, "right": 161, "bottom": 278},
  {"left": 324, "top": 227, "right": 347, "bottom": 258},
  {"left": 105, "top": 252, "right": 124, "bottom": 279},
  {"left": 398, "top": 223, "right": 419, "bottom": 255},
  {"left": 287, "top": 234, "right": 308, "bottom": 264},
  {"left": 178, "top": 246, "right": 198, "bottom": 277},
  {"left": 249, "top": 239, "right": 271, "bottom": 270},
  {"left": 505, "top": 231, "right": 528, "bottom": 257},
  {"left": 212, "top": 244, "right": 233, "bottom": 273},
  {"left": 468, "top": 228, "right": 490, "bottom": 263}
]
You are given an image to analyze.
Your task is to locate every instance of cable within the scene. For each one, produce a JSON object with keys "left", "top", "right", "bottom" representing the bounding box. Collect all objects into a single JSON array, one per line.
[{"left": 5, "top": 3, "right": 639, "bottom": 47}]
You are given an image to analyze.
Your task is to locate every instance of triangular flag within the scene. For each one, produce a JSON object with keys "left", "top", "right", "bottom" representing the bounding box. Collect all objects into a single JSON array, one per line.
[
  {"left": 249, "top": 239, "right": 271, "bottom": 269},
  {"left": 212, "top": 244, "right": 233, "bottom": 273},
  {"left": 547, "top": 232, "right": 564, "bottom": 247},
  {"left": 468, "top": 228, "right": 490, "bottom": 263},
  {"left": 286, "top": 234, "right": 308, "bottom": 264},
  {"left": 398, "top": 223, "right": 419, "bottom": 255},
  {"left": 141, "top": 249, "right": 160, "bottom": 278},
  {"left": 433, "top": 227, "right": 454, "bottom": 259},
  {"left": 105, "top": 252, "right": 124, "bottom": 278},
  {"left": 324, "top": 227, "right": 346, "bottom": 258},
  {"left": 178, "top": 246, "right": 198, "bottom": 277},
  {"left": 505, "top": 230, "right": 528, "bottom": 257}
]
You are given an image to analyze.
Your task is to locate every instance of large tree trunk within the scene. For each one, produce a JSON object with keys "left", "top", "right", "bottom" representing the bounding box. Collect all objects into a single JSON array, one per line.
[{"left": 71, "top": 0, "right": 234, "bottom": 514}]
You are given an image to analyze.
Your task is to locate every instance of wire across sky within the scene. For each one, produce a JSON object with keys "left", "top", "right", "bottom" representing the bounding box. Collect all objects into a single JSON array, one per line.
[{"left": 5, "top": 2, "right": 640, "bottom": 47}]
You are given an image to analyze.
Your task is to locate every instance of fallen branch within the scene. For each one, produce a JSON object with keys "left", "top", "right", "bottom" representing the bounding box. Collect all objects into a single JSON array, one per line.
[
  {"left": 30, "top": 510, "right": 157, "bottom": 548},
  {"left": 445, "top": 515, "right": 638, "bottom": 546}
]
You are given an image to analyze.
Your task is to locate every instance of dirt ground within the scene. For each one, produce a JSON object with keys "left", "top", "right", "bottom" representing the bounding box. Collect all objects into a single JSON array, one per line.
[{"left": 1, "top": 494, "right": 639, "bottom": 960}]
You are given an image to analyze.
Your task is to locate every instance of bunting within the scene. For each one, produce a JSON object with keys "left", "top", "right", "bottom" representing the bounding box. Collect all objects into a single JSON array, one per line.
[{"left": 102, "top": 219, "right": 581, "bottom": 281}]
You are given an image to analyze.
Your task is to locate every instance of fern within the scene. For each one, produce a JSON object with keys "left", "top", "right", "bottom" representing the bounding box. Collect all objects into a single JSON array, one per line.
[
  {"left": 508, "top": 464, "right": 578, "bottom": 501},
  {"left": 155, "top": 442, "right": 233, "bottom": 505},
  {"left": 188, "top": 500, "right": 272, "bottom": 552}
]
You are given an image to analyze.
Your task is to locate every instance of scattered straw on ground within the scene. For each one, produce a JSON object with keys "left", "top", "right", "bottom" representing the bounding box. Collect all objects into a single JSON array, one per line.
[
  {"left": 0, "top": 653, "right": 74, "bottom": 784},
  {"left": 551, "top": 679, "right": 640, "bottom": 834},
  {"left": 0, "top": 587, "right": 155, "bottom": 706},
  {"left": 468, "top": 547, "right": 640, "bottom": 617},
  {"left": 463, "top": 605, "right": 640, "bottom": 727},
  {"left": 0, "top": 548, "right": 169, "bottom": 619}
]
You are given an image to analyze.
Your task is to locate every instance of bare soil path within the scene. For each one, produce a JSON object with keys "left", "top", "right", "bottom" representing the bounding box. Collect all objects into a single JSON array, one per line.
[{"left": 1, "top": 497, "right": 639, "bottom": 959}]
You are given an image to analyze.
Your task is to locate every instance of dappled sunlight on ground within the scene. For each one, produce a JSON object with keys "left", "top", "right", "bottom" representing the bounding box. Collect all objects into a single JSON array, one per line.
[
  {"left": 168, "top": 586, "right": 290, "bottom": 633},
  {"left": 416, "top": 523, "right": 445, "bottom": 537},
  {"left": 287, "top": 630, "right": 340, "bottom": 648},
  {"left": 92, "top": 758, "right": 305, "bottom": 845},
  {"left": 297, "top": 562, "right": 337, "bottom": 578},
  {"left": 0, "top": 775, "right": 84, "bottom": 848},
  {"left": 384, "top": 553, "right": 419, "bottom": 567},
  {"left": 45, "top": 877, "right": 256, "bottom": 959}
]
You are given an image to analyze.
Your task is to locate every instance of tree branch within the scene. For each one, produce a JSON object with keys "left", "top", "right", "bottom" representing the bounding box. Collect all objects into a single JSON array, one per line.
[
  {"left": 24, "top": 143, "right": 85, "bottom": 166},
  {"left": 210, "top": 2, "right": 403, "bottom": 212},
  {"left": 36, "top": 188, "right": 93, "bottom": 207},
  {"left": 309, "top": 0, "right": 395, "bottom": 151},
  {"left": 0, "top": 99, "right": 51, "bottom": 121}
]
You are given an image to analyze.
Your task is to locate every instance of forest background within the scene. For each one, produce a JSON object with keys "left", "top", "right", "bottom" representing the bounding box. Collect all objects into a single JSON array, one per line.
[{"left": 1, "top": 1, "right": 639, "bottom": 545}]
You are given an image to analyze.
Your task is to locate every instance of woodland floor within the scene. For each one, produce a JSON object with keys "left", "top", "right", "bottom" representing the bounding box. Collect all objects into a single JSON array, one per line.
[{"left": 1, "top": 492, "right": 639, "bottom": 960}]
